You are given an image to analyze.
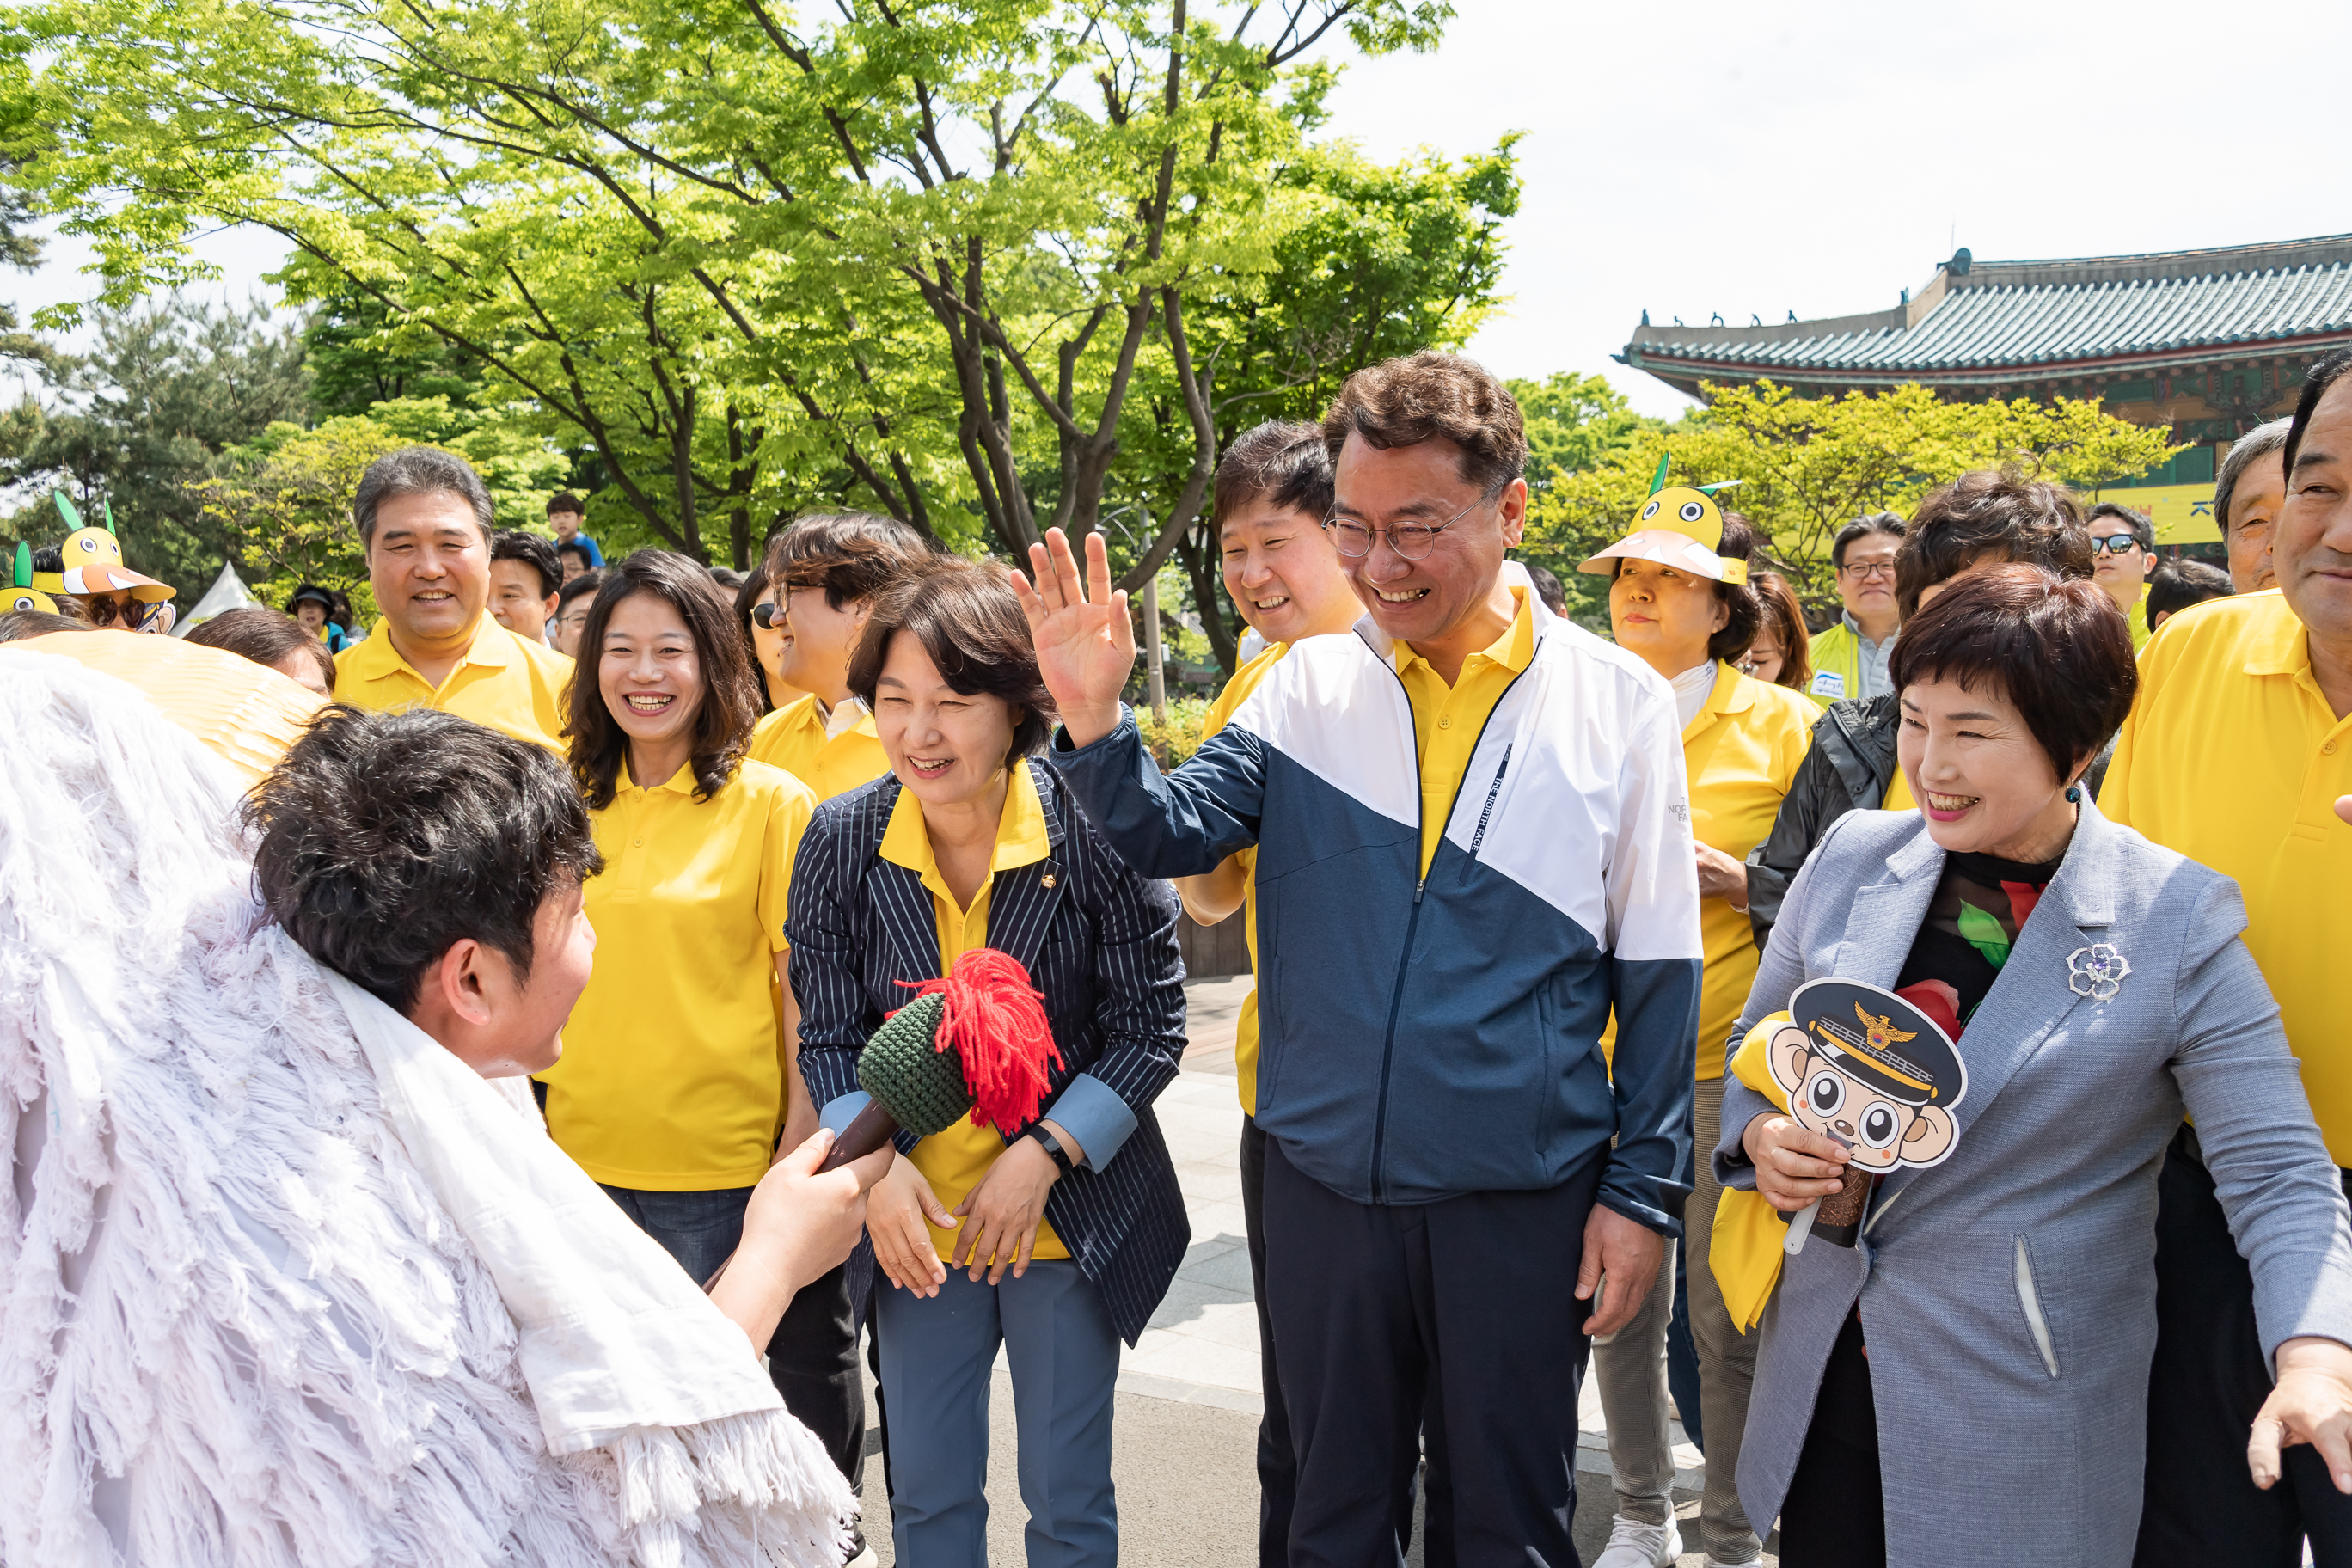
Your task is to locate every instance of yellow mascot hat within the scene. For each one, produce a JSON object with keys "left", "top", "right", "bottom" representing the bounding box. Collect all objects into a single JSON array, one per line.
[
  {"left": 1577, "top": 458, "right": 1749, "bottom": 585},
  {"left": 46, "top": 493, "right": 174, "bottom": 602},
  {"left": 9, "top": 542, "right": 58, "bottom": 614}
]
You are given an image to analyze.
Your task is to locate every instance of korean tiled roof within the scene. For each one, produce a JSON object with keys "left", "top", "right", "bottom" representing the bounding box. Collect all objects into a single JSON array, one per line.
[{"left": 1621, "top": 235, "right": 2352, "bottom": 384}]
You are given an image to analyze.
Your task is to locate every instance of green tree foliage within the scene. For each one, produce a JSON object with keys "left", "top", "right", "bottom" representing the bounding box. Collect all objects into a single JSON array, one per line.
[
  {"left": 1140, "top": 137, "right": 1521, "bottom": 671},
  {"left": 1524, "top": 381, "right": 2181, "bottom": 618},
  {"left": 5, "top": 297, "right": 313, "bottom": 593},
  {"left": 14, "top": 0, "right": 1457, "bottom": 572},
  {"left": 1502, "top": 370, "right": 1666, "bottom": 626},
  {"left": 1510, "top": 371, "right": 1663, "bottom": 501},
  {"left": 304, "top": 282, "right": 493, "bottom": 419},
  {"left": 191, "top": 400, "right": 567, "bottom": 617}
]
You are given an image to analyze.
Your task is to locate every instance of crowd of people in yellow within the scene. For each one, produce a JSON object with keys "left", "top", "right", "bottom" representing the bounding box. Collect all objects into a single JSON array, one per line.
[{"left": 4, "top": 343, "right": 2351, "bottom": 1568}]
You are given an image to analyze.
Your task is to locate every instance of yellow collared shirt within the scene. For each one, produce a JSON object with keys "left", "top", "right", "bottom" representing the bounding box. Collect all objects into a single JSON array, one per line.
[
  {"left": 2126, "top": 585, "right": 2153, "bottom": 652},
  {"left": 1197, "top": 643, "right": 1291, "bottom": 1117},
  {"left": 748, "top": 694, "right": 893, "bottom": 802},
  {"left": 2102, "top": 591, "right": 2352, "bottom": 1164},
  {"left": 1682, "top": 664, "right": 1816, "bottom": 1078},
  {"left": 879, "top": 765, "right": 1069, "bottom": 1260},
  {"left": 543, "top": 758, "right": 816, "bottom": 1190},
  {"left": 1393, "top": 586, "right": 1537, "bottom": 879},
  {"left": 1602, "top": 663, "right": 1816, "bottom": 1080},
  {"left": 335, "top": 614, "right": 573, "bottom": 750}
]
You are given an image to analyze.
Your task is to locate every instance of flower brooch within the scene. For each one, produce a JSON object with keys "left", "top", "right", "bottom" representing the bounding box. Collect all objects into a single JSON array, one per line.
[{"left": 2066, "top": 944, "right": 2131, "bottom": 1002}]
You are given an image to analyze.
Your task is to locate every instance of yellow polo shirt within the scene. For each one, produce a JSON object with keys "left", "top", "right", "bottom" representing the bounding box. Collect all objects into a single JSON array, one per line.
[
  {"left": 542, "top": 758, "right": 816, "bottom": 1190},
  {"left": 1196, "top": 644, "right": 1290, "bottom": 1116},
  {"left": 2126, "top": 585, "right": 2152, "bottom": 652},
  {"left": 335, "top": 614, "right": 572, "bottom": 750},
  {"left": 2102, "top": 591, "right": 2352, "bottom": 1165},
  {"left": 748, "top": 694, "right": 892, "bottom": 801},
  {"left": 1394, "top": 586, "right": 1537, "bottom": 878},
  {"left": 879, "top": 766, "right": 1068, "bottom": 1261},
  {"left": 1603, "top": 663, "right": 1816, "bottom": 1080}
]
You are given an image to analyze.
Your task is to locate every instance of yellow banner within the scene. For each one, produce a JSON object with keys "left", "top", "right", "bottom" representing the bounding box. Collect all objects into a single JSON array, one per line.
[{"left": 2078, "top": 481, "right": 2223, "bottom": 546}]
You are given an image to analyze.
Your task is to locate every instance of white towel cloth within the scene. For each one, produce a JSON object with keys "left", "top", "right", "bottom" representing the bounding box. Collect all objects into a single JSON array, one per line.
[{"left": 0, "top": 650, "right": 853, "bottom": 1566}]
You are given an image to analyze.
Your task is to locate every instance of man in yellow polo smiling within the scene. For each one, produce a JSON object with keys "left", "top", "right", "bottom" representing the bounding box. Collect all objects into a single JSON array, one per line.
[
  {"left": 2104, "top": 344, "right": 2352, "bottom": 1565},
  {"left": 336, "top": 447, "right": 573, "bottom": 750}
]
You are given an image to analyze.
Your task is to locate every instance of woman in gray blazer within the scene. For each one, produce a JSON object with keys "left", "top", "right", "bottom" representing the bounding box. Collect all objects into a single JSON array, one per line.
[{"left": 1717, "top": 566, "right": 2352, "bottom": 1567}]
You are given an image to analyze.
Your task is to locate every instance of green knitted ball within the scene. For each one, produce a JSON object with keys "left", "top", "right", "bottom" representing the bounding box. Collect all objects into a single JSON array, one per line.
[{"left": 856, "top": 992, "right": 972, "bottom": 1136}]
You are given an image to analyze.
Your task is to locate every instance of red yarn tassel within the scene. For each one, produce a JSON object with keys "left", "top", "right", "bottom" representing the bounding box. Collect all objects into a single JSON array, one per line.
[{"left": 903, "top": 949, "right": 1062, "bottom": 1136}]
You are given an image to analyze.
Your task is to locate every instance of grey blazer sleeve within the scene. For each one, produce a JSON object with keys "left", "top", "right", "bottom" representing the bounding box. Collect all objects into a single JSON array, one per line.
[{"left": 2169, "top": 875, "right": 2352, "bottom": 1367}]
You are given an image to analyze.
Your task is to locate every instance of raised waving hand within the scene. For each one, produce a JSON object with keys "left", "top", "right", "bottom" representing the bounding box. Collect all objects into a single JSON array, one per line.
[{"left": 1007, "top": 527, "right": 1134, "bottom": 750}]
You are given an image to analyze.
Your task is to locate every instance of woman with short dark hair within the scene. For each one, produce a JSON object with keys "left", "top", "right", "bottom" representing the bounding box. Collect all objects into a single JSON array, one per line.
[
  {"left": 1718, "top": 567, "right": 2352, "bottom": 1568},
  {"left": 790, "top": 556, "right": 1187, "bottom": 1565},
  {"left": 287, "top": 584, "right": 352, "bottom": 652},
  {"left": 1745, "top": 470, "right": 2103, "bottom": 949},
  {"left": 749, "top": 510, "right": 934, "bottom": 800}
]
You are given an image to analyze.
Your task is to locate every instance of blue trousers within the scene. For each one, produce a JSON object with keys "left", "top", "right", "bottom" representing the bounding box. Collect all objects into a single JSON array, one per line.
[
  {"left": 1263, "top": 1138, "right": 1603, "bottom": 1568},
  {"left": 874, "top": 1261, "right": 1120, "bottom": 1568}
]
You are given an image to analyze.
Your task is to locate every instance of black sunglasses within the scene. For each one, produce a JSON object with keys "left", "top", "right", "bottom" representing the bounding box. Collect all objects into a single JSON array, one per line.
[
  {"left": 751, "top": 600, "right": 783, "bottom": 629},
  {"left": 2091, "top": 533, "right": 2141, "bottom": 555},
  {"left": 87, "top": 594, "right": 154, "bottom": 629}
]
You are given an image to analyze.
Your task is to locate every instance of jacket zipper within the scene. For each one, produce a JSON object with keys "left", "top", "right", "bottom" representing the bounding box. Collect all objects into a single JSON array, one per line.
[{"left": 1366, "top": 638, "right": 1540, "bottom": 1203}]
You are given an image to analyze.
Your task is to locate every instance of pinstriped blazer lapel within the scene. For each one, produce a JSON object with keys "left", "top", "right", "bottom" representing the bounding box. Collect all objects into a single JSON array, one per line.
[
  {"left": 861, "top": 760, "right": 1069, "bottom": 987},
  {"left": 863, "top": 793, "right": 946, "bottom": 983},
  {"left": 868, "top": 859, "right": 942, "bottom": 983},
  {"left": 983, "top": 759, "right": 1070, "bottom": 977}
]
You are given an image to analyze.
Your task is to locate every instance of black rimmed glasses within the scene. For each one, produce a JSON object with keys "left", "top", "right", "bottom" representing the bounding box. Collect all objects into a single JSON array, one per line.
[
  {"left": 1837, "top": 560, "right": 1897, "bottom": 581},
  {"left": 2091, "top": 533, "right": 2141, "bottom": 555},
  {"left": 1322, "top": 493, "right": 1487, "bottom": 560}
]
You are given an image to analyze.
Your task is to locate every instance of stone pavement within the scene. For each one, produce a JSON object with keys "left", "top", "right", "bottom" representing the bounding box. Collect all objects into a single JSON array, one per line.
[{"left": 852, "top": 976, "right": 1773, "bottom": 1566}]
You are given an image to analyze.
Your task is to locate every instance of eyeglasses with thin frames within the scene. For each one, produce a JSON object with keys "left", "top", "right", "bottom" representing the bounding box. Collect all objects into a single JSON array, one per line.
[
  {"left": 1323, "top": 493, "right": 1488, "bottom": 560},
  {"left": 1837, "top": 560, "right": 1897, "bottom": 581},
  {"left": 755, "top": 581, "right": 829, "bottom": 628}
]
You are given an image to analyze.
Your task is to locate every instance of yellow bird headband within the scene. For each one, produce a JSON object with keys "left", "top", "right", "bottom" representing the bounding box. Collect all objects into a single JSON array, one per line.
[{"left": 1577, "top": 458, "right": 1749, "bottom": 585}]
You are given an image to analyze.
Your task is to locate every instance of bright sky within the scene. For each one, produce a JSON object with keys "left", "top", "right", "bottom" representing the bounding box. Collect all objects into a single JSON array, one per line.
[
  {"left": 15, "top": 0, "right": 2352, "bottom": 420},
  {"left": 1317, "top": 0, "right": 2352, "bottom": 415}
]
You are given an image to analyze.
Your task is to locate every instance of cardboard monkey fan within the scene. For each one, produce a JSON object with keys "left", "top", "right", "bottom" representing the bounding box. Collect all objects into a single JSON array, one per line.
[{"left": 1770, "top": 977, "right": 1969, "bottom": 1253}]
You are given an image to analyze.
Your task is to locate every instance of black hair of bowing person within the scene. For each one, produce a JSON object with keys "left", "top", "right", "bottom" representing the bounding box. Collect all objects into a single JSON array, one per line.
[{"left": 246, "top": 703, "right": 888, "bottom": 1351}]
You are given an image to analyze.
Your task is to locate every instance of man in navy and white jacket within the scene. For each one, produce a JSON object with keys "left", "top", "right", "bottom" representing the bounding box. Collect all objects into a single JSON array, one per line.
[{"left": 1013, "top": 352, "right": 1702, "bottom": 1566}]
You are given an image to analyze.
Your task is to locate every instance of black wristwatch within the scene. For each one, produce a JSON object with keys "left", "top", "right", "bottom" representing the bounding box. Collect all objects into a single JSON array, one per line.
[{"left": 1026, "top": 1124, "right": 1075, "bottom": 1177}]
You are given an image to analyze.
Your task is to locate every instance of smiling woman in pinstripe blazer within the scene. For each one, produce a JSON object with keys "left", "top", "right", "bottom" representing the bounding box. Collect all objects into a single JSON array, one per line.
[{"left": 788, "top": 559, "right": 1187, "bottom": 1566}]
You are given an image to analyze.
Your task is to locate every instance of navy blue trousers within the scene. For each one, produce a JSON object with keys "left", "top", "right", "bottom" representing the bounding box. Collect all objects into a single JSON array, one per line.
[{"left": 1261, "top": 1139, "right": 1605, "bottom": 1568}]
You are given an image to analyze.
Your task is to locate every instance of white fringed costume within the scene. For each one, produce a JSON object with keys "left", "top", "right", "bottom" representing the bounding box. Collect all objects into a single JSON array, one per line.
[{"left": 0, "top": 651, "right": 854, "bottom": 1566}]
